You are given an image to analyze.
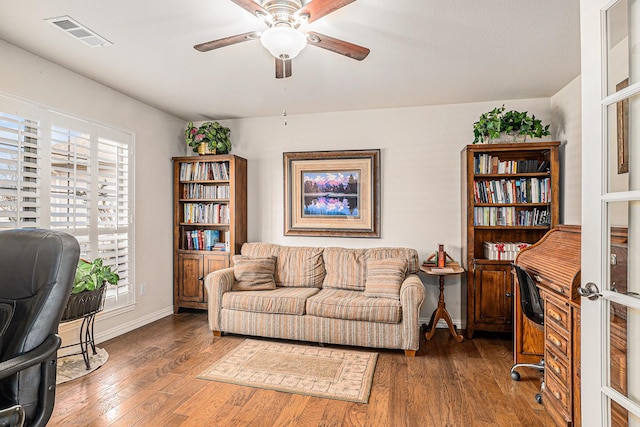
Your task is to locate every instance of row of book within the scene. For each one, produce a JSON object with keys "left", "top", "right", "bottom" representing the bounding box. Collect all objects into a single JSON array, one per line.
[
  {"left": 474, "top": 206, "right": 551, "bottom": 226},
  {"left": 179, "top": 161, "right": 230, "bottom": 181},
  {"left": 483, "top": 241, "right": 531, "bottom": 261},
  {"left": 182, "top": 183, "right": 230, "bottom": 199},
  {"left": 475, "top": 153, "right": 549, "bottom": 175},
  {"left": 184, "top": 229, "right": 230, "bottom": 251},
  {"left": 183, "top": 203, "right": 230, "bottom": 224},
  {"left": 474, "top": 177, "right": 551, "bottom": 204}
]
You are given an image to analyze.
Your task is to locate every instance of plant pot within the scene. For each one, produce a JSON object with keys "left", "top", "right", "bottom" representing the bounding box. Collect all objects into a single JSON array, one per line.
[
  {"left": 197, "top": 142, "right": 216, "bottom": 156},
  {"left": 490, "top": 133, "right": 527, "bottom": 144},
  {"left": 61, "top": 285, "right": 107, "bottom": 322}
]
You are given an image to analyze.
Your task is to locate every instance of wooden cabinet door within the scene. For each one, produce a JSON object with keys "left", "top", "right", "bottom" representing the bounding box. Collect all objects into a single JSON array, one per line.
[
  {"left": 178, "top": 253, "right": 205, "bottom": 303},
  {"left": 202, "top": 253, "right": 230, "bottom": 303},
  {"left": 473, "top": 263, "right": 513, "bottom": 329}
]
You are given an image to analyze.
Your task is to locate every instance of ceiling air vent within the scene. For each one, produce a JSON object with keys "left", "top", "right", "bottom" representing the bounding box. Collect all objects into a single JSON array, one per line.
[{"left": 45, "top": 16, "right": 112, "bottom": 47}]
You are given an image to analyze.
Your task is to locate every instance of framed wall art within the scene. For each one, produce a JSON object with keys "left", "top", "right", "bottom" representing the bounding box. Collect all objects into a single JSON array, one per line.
[{"left": 283, "top": 149, "right": 380, "bottom": 237}]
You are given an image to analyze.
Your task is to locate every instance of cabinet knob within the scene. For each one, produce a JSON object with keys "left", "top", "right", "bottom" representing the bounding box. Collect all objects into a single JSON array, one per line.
[
  {"left": 198, "top": 276, "right": 205, "bottom": 281},
  {"left": 505, "top": 292, "right": 513, "bottom": 297}
]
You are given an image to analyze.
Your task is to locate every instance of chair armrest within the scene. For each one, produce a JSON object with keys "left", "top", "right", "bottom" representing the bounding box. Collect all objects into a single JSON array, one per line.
[
  {"left": 399, "top": 274, "right": 426, "bottom": 351},
  {"left": 0, "top": 334, "right": 61, "bottom": 380},
  {"left": 204, "top": 267, "right": 235, "bottom": 332}
]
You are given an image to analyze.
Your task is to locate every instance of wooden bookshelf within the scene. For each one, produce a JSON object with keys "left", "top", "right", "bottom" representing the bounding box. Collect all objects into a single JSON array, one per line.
[
  {"left": 172, "top": 154, "right": 247, "bottom": 312},
  {"left": 460, "top": 141, "right": 560, "bottom": 339}
]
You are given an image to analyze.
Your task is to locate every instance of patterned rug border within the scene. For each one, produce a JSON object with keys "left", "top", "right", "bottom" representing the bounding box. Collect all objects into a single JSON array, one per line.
[{"left": 197, "top": 339, "right": 378, "bottom": 404}]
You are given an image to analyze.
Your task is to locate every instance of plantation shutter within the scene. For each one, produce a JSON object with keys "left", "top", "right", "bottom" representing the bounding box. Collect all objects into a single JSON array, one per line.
[
  {"left": 0, "top": 95, "right": 135, "bottom": 311},
  {"left": 0, "top": 107, "right": 42, "bottom": 229},
  {"left": 95, "top": 126, "right": 131, "bottom": 301}
]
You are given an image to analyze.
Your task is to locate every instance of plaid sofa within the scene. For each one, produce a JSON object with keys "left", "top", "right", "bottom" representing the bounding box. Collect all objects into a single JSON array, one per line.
[{"left": 204, "top": 243, "right": 425, "bottom": 356}]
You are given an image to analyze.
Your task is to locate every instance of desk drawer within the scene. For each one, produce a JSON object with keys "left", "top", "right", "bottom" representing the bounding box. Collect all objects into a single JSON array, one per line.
[
  {"left": 546, "top": 346, "right": 570, "bottom": 387},
  {"left": 545, "top": 369, "right": 571, "bottom": 414},
  {"left": 545, "top": 294, "right": 570, "bottom": 334},
  {"left": 546, "top": 327, "right": 570, "bottom": 359}
]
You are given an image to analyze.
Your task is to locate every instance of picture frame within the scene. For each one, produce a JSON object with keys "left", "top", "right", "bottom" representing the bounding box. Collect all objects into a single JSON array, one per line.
[
  {"left": 283, "top": 149, "right": 380, "bottom": 237},
  {"left": 616, "top": 78, "right": 629, "bottom": 174}
]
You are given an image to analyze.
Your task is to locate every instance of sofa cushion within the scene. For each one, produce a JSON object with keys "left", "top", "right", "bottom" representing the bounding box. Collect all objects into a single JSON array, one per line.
[
  {"left": 222, "top": 287, "right": 320, "bottom": 315},
  {"left": 363, "top": 258, "right": 407, "bottom": 299},
  {"left": 305, "top": 288, "right": 402, "bottom": 324},
  {"left": 277, "top": 246, "right": 325, "bottom": 288},
  {"left": 240, "top": 242, "right": 282, "bottom": 283},
  {"left": 322, "top": 247, "right": 366, "bottom": 291},
  {"left": 231, "top": 255, "right": 277, "bottom": 291},
  {"left": 365, "top": 247, "right": 420, "bottom": 274}
]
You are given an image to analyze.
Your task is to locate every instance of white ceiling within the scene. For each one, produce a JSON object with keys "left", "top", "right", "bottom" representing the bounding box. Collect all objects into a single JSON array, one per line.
[{"left": 0, "top": 0, "right": 581, "bottom": 121}]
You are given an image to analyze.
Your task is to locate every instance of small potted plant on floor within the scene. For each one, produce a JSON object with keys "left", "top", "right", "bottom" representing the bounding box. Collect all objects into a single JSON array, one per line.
[
  {"left": 185, "top": 121, "right": 232, "bottom": 155},
  {"left": 61, "top": 258, "right": 120, "bottom": 322},
  {"left": 472, "top": 105, "right": 551, "bottom": 144}
]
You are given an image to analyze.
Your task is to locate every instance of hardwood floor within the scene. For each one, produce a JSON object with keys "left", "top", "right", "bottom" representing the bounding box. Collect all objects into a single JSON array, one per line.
[{"left": 49, "top": 311, "right": 556, "bottom": 426}]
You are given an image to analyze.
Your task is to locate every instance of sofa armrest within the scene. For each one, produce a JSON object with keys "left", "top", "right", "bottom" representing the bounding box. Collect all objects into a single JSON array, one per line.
[
  {"left": 204, "top": 267, "right": 235, "bottom": 332},
  {"left": 399, "top": 273, "right": 426, "bottom": 351}
]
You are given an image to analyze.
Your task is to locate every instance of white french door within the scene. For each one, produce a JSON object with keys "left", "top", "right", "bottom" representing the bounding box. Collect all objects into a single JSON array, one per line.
[{"left": 581, "top": 0, "right": 640, "bottom": 425}]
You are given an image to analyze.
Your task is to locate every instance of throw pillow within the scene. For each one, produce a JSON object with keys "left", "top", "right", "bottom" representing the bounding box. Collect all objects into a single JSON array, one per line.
[
  {"left": 232, "top": 255, "right": 277, "bottom": 291},
  {"left": 364, "top": 258, "right": 407, "bottom": 299}
]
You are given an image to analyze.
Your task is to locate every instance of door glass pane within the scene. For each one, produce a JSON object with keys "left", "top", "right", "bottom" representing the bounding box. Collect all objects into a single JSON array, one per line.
[
  {"left": 607, "top": 200, "right": 640, "bottom": 423},
  {"left": 606, "top": 0, "right": 635, "bottom": 95},
  {"left": 607, "top": 92, "right": 639, "bottom": 192},
  {"left": 608, "top": 303, "right": 640, "bottom": 420},
  {"left": 610, "top": 398, "right": 640, "bottom": 426},
  {"left": 608, "top": 201, "right": 638, "bottom": 296}
]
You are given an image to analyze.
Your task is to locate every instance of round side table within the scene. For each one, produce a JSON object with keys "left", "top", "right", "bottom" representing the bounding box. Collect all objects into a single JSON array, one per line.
[{"left": 420, "top": 263, "right": 465, "bottom": 342}]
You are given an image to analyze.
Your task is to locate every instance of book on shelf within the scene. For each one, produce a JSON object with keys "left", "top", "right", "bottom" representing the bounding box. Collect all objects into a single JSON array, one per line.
[
  {"left": 474, "top": 154, "right": 547, "bottom": 175},
  {"left": 474, "top": 206, "right": 550, "bottom": 226},
  {"left": 179, "top": 161, "right": 230, "bottom": 181},
  {"left": 183, "top": 203, "right": 230, "bottom": 224},
  {"left": 184, "top": 229, "right": 221, "bottom": 251},
  {"left": 473, "top": 177, "right": 551, "bottom": 204},
  {"left": 183, "top": 183, "right": 230, "bottom": 199}
]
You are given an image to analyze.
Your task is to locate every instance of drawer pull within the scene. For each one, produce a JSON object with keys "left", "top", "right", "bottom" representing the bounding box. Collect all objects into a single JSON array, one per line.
[
  {"left": 549, "top": 335, "right": 562, "bottom": 347},
  {"left": 548, "top": 310, "right": 562, "bottom": 322}
]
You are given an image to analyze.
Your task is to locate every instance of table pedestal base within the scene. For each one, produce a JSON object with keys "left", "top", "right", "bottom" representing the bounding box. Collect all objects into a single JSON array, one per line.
[{"left": 423, "top": 274, "right": 464, "bottom": 342}]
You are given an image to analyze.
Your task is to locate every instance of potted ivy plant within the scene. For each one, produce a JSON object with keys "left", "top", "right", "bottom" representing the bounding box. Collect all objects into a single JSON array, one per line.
[
  {"left": 61, "top": 258, "right": 120, "bottom": 322},
  {"left": 472, "top": 106, "right": 551, "bottom": 144},
  {"left": 185, "top": 121, "right": 232, "bottom": 155}
]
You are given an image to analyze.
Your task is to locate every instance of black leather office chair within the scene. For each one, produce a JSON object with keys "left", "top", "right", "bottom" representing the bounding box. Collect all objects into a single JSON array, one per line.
[
  {"left": 510, "top": 264, "right": 545, "bottom": 404},
  {"left": 0, "top": 229, "right": 80, "bottom": 427}
]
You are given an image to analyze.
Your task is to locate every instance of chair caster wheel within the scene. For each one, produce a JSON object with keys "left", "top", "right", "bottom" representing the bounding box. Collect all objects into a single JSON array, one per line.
[
  {"left": 510, "top": 371, "right": 521, "bottom": 381},
  {"left": 535, "top": 393, "right": 543, "bottom": 404}
]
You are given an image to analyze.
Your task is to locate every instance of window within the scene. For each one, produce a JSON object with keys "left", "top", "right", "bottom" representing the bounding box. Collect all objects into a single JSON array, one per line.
[{"left": 0, "top": 94, "right": 134, "bottom": 311}]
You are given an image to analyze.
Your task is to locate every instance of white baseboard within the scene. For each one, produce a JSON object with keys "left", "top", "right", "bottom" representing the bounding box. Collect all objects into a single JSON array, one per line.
[
  {"left": 418, "top": 316, "right": 465, "bottom": 330},
  {"left": 58, "top": 305, "right": 174, "bottom": 353}
]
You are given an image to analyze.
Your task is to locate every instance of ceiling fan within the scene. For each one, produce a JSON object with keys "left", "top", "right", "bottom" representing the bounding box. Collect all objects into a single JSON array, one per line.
[{"left": 194, "top": 0, "right": 370, "bottom": 78}]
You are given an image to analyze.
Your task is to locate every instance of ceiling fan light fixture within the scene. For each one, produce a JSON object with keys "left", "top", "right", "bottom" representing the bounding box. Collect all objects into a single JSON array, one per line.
[{"left": 260, "top": 26, "right": 307, "bottom": 59}]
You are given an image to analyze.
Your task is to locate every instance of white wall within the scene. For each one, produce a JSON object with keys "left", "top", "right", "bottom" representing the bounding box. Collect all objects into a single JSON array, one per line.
[
  {"left": 551, "top": 75, "right": 582, "bottom": 225},
  {"left": 0, "top": 39, "right": 185, "bottom": 345},
  {"left": 221, "top": 98, "right": 562, "bottom": 327},
  {"left": 0, "top": 37, "right": 583, "bottom": 337}
]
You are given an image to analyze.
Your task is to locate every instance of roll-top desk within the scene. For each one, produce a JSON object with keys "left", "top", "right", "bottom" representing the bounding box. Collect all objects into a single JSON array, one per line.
[
  {"left": 516, "top": 225, "right": 581, "bottom": 426},
  {"left": 514, "top": 225, "right": 628, "bottom": 427}
]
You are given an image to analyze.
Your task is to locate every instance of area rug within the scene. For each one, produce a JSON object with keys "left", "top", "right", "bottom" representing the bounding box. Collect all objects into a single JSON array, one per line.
[
  {"left": 56, "top": 347, "right": 108, "bottom": 384},
  {"left": 198, "top": 339, "right": 378, "bottom": 403}
]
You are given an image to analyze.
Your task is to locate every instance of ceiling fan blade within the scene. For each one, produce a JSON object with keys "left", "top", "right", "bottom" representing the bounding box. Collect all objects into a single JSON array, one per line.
[
  {"left": 275, "top": 58, "right": 292, "bottom": 79},
  {"left": 296, "top": 0, "right": 356, "bottom": 23},
  {"left": 306, "top": 31, "right": 369, "bottom": 60},
  {"left": 230, "top": 0, "right": 270, "bottom": 18},
  {"left": 194, "top": 31, "right": 261, "bottom": 52}
]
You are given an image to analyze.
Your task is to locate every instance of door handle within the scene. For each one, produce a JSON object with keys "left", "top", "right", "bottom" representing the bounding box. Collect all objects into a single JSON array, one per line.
[{"left": 578, "top": 282, "right": 602, "bottom": 301}]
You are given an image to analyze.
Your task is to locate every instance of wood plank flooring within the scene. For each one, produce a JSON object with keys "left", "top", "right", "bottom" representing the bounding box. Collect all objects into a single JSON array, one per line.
[{"left": 49, "top": 311, "right": 556, "bottom": 426}]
